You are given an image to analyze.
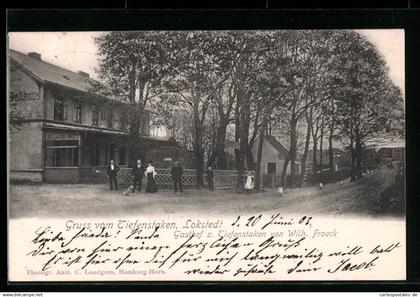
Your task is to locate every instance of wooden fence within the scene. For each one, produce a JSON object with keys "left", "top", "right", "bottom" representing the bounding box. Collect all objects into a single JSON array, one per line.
[{"left": 80, "top": 167, "right": 245, "bottom": 189}]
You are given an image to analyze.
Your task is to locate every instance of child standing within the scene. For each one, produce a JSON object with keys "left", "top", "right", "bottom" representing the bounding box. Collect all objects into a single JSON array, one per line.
[{"left": 244, "top": 171, "right": 254, "bottom": 194}]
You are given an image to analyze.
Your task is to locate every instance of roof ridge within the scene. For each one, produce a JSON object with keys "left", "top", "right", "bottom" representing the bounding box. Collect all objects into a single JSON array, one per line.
[{"left": 9, "top": 48, "right": 98, "bottom": 83}]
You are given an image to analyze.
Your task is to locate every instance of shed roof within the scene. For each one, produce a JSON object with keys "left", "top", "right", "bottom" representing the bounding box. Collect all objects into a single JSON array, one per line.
[{"left": 263, "top": 135, "right": 289, "bottom": 156}]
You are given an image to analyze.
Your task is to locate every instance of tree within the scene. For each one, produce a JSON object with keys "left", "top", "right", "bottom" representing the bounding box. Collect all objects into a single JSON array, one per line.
[
  {"left": 251, "top": 31, "right": 306, "bottom": 190},
  {"left": 332, "top": 31, "right": 403, "bottom": 180},
  {"left": 95, "top": 31, "right": 174, "bottom": 165},
  {"left": 162, "top": 32, "right": 231, "bottom": 187}
]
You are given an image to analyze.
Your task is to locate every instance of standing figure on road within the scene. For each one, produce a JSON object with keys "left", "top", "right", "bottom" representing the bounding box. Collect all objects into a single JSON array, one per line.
[
  {"left": 132, "top": 159, "right": 144, "bottom": 193},
  {"left": 145, "top": 161, "right": 158, "bottom": 193},
  {"left": 207, "top": 166, "right": 214, "bottom": 191},
  {"left": 244, "top": 171, "right": 254, "bottom": 194},
  {"left": 171, "top": 160, "right": 184, "bottom": 192},
  {"left": 107, "top": 159, "right": 119, "bottom": 191}
]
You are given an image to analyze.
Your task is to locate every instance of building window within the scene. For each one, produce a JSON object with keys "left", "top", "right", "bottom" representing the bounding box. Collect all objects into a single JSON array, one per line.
[
  {"left": 267, "top": 162, "right": 277, "bottom": 174},
  {"left": 100, "top": 110, "right": 106, "bottom": 121},
  {"left": 45, "top": 140, "right": 79, "bottom": 167},
  {"left": 73, "top": 101, "right": 82, "bottom": 124},
  {"left": 107, "top": 111, "right": 114, "bottom": 129},
  {"left": 91, "top": 105, "right": 99, "bottom": 126},
  {"left": 54, "top": 98, "right": 67, "bottom": 121}
]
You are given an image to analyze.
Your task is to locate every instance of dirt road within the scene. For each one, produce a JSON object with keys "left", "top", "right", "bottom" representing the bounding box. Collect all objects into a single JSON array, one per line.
[{"left": 9, "top": 164, "right": 401, "bottom": 219}]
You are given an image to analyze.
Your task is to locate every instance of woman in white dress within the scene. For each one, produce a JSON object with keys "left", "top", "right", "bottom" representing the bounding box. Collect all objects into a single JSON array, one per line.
[
  {"left": 244, "top": 171, "right": 254, "bottom": 194},
  {"left": 145, "top": 162, "right": 158, "bottom": 193}
]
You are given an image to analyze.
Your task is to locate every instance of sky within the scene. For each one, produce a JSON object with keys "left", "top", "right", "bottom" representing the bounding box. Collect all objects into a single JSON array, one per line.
[{"left": 8, "top": 30, "right": 405, "bottom": 96}]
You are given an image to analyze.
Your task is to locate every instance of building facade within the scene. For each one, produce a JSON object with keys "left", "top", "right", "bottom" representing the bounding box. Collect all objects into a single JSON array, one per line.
[
  {"left": 9, "top": 49, "right": 183, "bottom": 183},
  {"left": 378, "top": 147, "right": 405, "bottom": 162},
  {"left": 251, "top": 135, "right": 300, "bottom": 176}
]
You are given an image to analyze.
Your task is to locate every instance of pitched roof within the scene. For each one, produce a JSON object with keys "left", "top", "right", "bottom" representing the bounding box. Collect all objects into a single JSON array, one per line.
[
  {"left": 264, "top": 135, "right": 289, "bottom": 155},
  {"left": 9, "top": 49, "right": 99, "bottom": 94}
]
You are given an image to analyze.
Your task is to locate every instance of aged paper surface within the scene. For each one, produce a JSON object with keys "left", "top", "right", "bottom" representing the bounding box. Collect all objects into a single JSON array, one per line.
[
  {"left": 7, "top": 29, "right": 405, "bottom": 281},
  {"left": 9, "top": 214, "right": 405, "bottom": 281}
]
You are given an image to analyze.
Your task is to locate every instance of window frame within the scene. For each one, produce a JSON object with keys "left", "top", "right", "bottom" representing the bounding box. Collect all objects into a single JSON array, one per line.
[
  {"left": 45, "top": 139, "right": 79, "bottom": 168},
  {"left": 107, "top": 110, "right": 114, "bottom": 129},
  {"left": 91, "top": 104, "right": 99, "bottom": 126},
  {"left": 100, "top": 110, "right": 106, "bottom": 121},
  {"left": 73, "top": 101, "right": 82, "bottom": 124},
  {"left": 53, "top": 97, "right": 67, "bottom": 121}
]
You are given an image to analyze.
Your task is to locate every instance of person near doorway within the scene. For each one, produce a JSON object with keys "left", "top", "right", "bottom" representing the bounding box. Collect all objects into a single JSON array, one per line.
[
  {"left": 107, "top": 159, "right": 119, "bottom": 190},
  {"left": 132, "top": 159, "right": 145, "bottom": 193},
  {"left": 171, "top": 160, "right": 184, "bottom": 192},
  {"left": 145, "top": 161, "right": 158, "bottom": 193}
]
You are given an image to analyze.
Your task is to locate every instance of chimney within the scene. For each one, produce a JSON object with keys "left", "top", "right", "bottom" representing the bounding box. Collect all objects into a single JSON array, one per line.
[
  {"left": 28, "top": 52, "right": 41, "bottom": 60},
  {"left": 78, "top": 71, "right": 89, "bottom": 78}
]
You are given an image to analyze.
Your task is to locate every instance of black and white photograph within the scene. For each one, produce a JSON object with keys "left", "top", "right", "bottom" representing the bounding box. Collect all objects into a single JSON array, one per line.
[{"left": 7, "top": 29, "right": 406, "bottom": 281}]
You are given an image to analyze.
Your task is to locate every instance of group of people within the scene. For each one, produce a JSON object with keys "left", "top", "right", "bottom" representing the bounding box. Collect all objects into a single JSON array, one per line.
[
  {"left": 106, "top": 159, "right": 188, "bottom": 193},
  {"left": 107, "top": 159, "right": 255, "bottom": 193}
]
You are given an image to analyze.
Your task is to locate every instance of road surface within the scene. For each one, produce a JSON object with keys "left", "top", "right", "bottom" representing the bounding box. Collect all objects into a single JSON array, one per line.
[{"left": 9, "top": 164, "right": 401, "bottom": 219}]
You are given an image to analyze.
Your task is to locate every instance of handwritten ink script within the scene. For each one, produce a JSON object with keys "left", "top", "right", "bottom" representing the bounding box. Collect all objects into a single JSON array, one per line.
[{"left": 9, "top": 214, "right": 406, "bottom": 281}]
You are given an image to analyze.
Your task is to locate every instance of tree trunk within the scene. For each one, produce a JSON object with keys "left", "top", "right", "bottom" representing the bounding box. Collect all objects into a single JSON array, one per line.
[
  {"left": 208, "top": 117, "right": 229, "bottom": 169},
  {"left": 128, "top": 103, "right": 146, "bottom": 167},
  {"left": 289, "top": 117, "right": 298, "bottom": 187},
  {"left": 127, "top": 64, "right": 140, "bottom": 167},
  {"left": 240, "top": 103, "right": 253, "bottom": 171},
  {"left": 254, "top": 120, "right": 267, "bottom": 191},
  {"left": 280, "top": 157, "right": 290, "bottom": 187},
  {"left": 193, "top": 103, "right": 204, "bottom": 188},
  {"left": 194, "top": 145, "right": 204, "bottom": 188},
  {"left": 234, "top": 101, "right": 245, "bottom": 191},
  {"left": 244, "top": 142, "right": 255, "bottom": 170},
  {"left": 328, "top": 97, "right": 336, "bottom": 171},
  {"left": 214, "top": 128, "right": 228, "bottom": 169},
  {"left": 299, "top": 116, "right": 312, "bottom": 187},
  {"left": 355, "top": 136, "right": 363, "bottom": 180},
  {"left": 328, "top": 129, "right": 334, "bottom": 171},
  {"left": 312, "top": 141, "right": 318, "bottom": 171},
  {"left": 319, "top": 120, "right": 325, "bottom": 183},
  {"left": 349, "top": 138, "right": 356, "bottom": 182},
  {"left": 193, "top": 136, "right": 204, "bottom": 188},
  {"left": 319, "top": 126, "right": 324, "bottom": 170}
]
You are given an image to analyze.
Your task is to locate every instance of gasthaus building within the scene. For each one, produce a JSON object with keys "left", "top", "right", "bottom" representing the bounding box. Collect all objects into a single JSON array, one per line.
[{"left": 9, "top": 49, "right": 183, "bottom": 183}]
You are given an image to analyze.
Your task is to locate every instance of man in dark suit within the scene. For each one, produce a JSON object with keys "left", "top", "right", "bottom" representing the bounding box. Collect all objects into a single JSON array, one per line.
[
  {"left": 132, "top": 159, "right": 144, "bottom": 193},
  {"left": 107, "top": 159, "right": 119, "bottom": 190},
  {"left": 171, "top": 160, "right": 184, "bottom": 192}
]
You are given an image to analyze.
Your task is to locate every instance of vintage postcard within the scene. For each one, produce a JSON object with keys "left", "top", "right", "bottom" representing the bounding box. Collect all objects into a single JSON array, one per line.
[{"left": 7, "top": 30, "right": 405, "bottom": 281}]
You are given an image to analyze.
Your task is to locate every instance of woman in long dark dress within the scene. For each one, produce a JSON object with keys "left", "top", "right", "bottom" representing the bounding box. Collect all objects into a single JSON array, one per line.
[{"left": 145, "top": 162, "right": 158, "bottom": 193}]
